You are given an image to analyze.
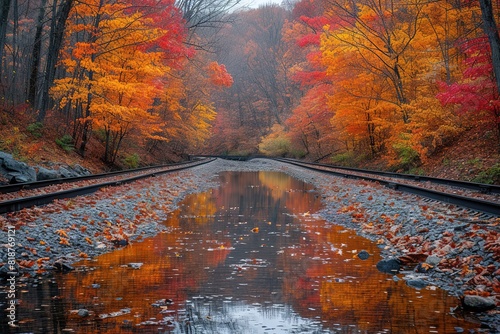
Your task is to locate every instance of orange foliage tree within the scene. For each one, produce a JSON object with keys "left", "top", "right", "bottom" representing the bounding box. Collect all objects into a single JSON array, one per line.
[
  {"left": 49, "top": 0, "right": 232, "bottom": 163},
  {"left": 279, "top": 0, "right": 476, "bottom": 168}
]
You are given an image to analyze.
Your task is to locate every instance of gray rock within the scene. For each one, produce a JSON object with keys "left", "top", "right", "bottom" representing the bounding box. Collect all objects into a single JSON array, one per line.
[
  {"left": 406, "top": 279, "right": 428, "bottom": 290},
  {"left": 463, "top": 295, "right": 496, "bottom": 312},
  {"left": 357, "top": 250, "right": 370, "bottom": 260},
  {"left": 0, "top": 151, "right": 11, "bottom": 158},
  {"left": 77, "top": 309, "right": 90, "bottom": 317},
  {"left": 73, "top": 164, "right": 91, "bottom": 176},
  {"left": 58, "top": 166, "right": 76, "bottom": 178},
  {"left": 0, "top": 151, "right": 37, "bottom": 183},
  {"left": 8, "top": 172, "right": 31, "bottom": 183},
  {"left": 425, "top": 255, "right": 441, "bottom": 266},
  {"left": 53, "top": 261, "right": 74, "bottom": 272},
  {"left": 128, "top": 263, "right": 144, "bottom": 269},
  {"left": 376, "top": 258, "right": 401, "bottom": 274},
  {"left": 36, "top": 166, "right": 60, "bottom": 181}
]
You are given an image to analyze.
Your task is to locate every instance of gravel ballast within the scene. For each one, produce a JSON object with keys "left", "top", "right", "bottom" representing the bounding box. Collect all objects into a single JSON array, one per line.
[{"left": 1, "top": 158, "right": 499, "bottom": 330}]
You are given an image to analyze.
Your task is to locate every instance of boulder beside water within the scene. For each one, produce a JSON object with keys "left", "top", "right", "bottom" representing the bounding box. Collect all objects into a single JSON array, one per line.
[
  {"left": 462, "top": 295, "right": 496, "bottom": 312},
  {"left": 376, "top": 258, "right": 401, "bottom": 274}
]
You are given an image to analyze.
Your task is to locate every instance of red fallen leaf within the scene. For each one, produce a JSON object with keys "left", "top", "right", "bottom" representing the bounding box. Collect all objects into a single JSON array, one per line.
[
  {"left": 26, "top": 237, "right": 36, "bottom": 242},
  {"left": 398, "top": 253, "right": 428, "bottom": 265},
  {"left": 442, "top": 231, "right": 454, "bottom": 237},
  {"left": 19, "top": 260, "right": 35, "bottom": 268},
  {"left": 470, "top": 275, "right": 493, "bottom": 287}
]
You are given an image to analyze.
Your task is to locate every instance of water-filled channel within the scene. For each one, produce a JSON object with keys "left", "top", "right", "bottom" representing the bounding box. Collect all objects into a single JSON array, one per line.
[{"left": 3, "top": 171, "right": 477, "bottom": 333}]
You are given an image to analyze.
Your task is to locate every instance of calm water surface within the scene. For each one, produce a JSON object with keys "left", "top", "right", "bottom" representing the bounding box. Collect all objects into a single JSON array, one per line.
[{"left": 2, "top": 172, "right": 477, "bottom": 333}]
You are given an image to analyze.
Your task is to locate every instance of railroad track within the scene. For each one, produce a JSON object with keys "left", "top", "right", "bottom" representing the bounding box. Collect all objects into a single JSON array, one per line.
[
  {"left": 0, "top": 158, "right": 215, "bottom": 214},
  {"left": 275, "top": 158, "right": 500, "bottom": 216}
]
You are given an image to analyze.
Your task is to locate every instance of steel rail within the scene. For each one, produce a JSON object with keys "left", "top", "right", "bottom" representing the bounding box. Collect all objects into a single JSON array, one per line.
[
  {"left": 0, "top": 158, "right": 215, "bottom": 214},
  {"left": 278, "top": 158, "right": 500, "bottom": 194},
  {"left": 275, "top": 158, "right": 500, "bottom": 216},
  {"left": 0, "top": 159, "right": 207, "bottom": 194}
]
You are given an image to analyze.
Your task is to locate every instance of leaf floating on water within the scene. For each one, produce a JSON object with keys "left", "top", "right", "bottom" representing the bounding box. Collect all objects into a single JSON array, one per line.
[
  {"left": 127, "top": 262, "right": 143, "bottom": 269},
  {"left": 98, "top": 308, "right": 131, "bottom": 319},
  {"left": 251, "top": 227, "right": 259, "bottom": 233}
]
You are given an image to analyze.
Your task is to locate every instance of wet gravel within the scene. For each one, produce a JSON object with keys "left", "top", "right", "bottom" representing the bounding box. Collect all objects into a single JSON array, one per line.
[{"left": 1, "top": 158, "right": 499, "bottom": 331}]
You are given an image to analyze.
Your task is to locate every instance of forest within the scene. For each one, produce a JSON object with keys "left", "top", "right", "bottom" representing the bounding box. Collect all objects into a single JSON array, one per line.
[{"left": 0, "top": 0, "right": 499, "bottom": 180}]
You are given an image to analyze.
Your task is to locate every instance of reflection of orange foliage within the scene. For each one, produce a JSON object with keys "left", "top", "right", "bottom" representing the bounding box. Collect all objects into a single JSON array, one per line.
[
  {"left": 258, "top": 171, "right": 293, "bottom": 201},
  {"left": 280, "top": 217, "right": 471, "bottom": 331},
  {"left": 59, "top": 190, "right": 230, "bottom": 332}
]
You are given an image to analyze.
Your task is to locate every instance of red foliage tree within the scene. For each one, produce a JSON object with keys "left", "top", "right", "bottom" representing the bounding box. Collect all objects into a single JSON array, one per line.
[{"left": 437, "top": 37, "right": 500, "bottom": 146}]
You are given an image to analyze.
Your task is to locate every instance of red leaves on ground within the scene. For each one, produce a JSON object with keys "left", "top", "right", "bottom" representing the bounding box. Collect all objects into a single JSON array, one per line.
[{"left": 398, "top": 253, "right": 428, "bottom": 266}]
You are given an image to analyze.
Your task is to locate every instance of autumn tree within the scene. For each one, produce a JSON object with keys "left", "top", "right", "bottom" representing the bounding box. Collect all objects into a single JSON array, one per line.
[
  {"left": 37, "top": 0, "right": 75, "bottom": 122},
  {"left": 438, "top": 37, "right": 500, "bottom": 147},
  {"left": 209, "top": 5, "right": 300, "bottom": 154},
  {"left": 151, "top": 60, "right": 217, "bottom": 155},
  {"left": 51, "top": 0, "right": 185, "bottom": 163},
  {"left": 176, "top": 0, "right": 242, "bottom": 51},
  {"left": 283, "top": 0, "right": 337, "bottom": 160}
]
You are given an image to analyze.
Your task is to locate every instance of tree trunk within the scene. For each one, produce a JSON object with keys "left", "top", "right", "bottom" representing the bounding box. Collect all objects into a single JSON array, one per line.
[
  {"left": 0, "top": 0, "right": 12, "bottom": 79},
  {"left": 479, "top": 0, "right": 500, "bottom": 97},
  {"left": 77, "top": 0, "right": 104, "bottom": 156},
  {"left": 28, "top": 0, "right": 47, "bottom": 106},
  {"left": 37, "top": 0, "right": 74, "bottom": 122}
]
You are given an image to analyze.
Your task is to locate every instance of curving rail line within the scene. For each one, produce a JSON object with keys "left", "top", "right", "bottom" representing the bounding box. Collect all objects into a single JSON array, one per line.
[
  {"left": 275, "top": 158, "right": 500, "bottom": 216},
  {"left": 0, "top": 158, "right": 215, "bottom": 214}
]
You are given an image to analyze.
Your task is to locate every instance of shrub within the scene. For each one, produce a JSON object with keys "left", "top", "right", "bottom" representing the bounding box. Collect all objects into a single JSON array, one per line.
[
  {"left": 55, "top": 135, "right": 74, "bottom": 152},
  {"left": 472, "top": 164, "right": 500, "bottom": 184},
  {"left": 258, "top": 124, "right": 291, "bottom": 157},
  {"left": 123, "top": 153, "right": 140, "bottom": 169},
  {"left": 331, "top": 151, "right": 356, "bottom": 166},
  {"left": 27, "top": 122, "right": 43, "bottom": 138},
  {"left": 391, "top": 134, "right": 420, "bottom": 171}
]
